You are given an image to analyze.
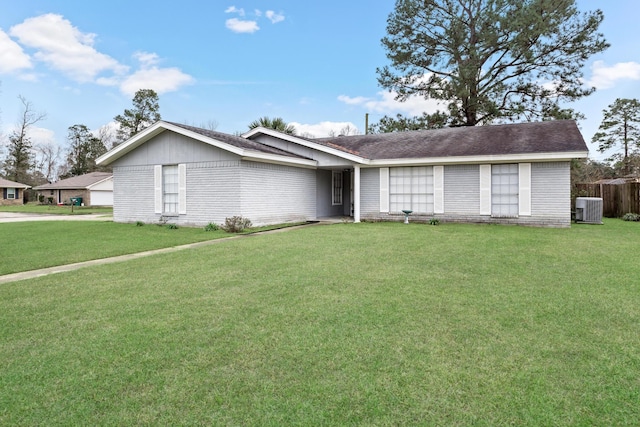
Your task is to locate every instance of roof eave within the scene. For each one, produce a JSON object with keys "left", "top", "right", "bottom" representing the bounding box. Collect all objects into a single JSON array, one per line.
[
  {"left": 243, "top": 127, "right": 368, "bottom": 164},
  {"left": 365, "top": 151, "right": 589, "bottom": 167},
  {"left": 241, "top": 153, "right": 317, "bottom": 169},
  {"left": 97, "top": 121, "right": 249, "bottom": 166},
  {"left": 96, "top": 122, "right": 168, "bottom": 166}
]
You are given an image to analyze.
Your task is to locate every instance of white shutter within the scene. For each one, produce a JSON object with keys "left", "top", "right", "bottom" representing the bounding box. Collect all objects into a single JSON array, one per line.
[
  {"left": 519, "top": 163, "right": 531, "bottom": 216},
  {"left": 479, "top": 164, "right": 491, "bottom": 215},
  {"left": 178, "top": 163, "right": 187, "bottom": 214},
  {"left": 434, "top": 165, "right": 444, "bottom": 214},
  {"left": 154, "top": 165, "right": 162, "bottom": 214},
  {"left": 379, "top": 167, "right": 389, "bottom": 213}
]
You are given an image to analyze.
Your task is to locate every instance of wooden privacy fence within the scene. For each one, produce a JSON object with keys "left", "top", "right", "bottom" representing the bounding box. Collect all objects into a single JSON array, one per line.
[{"left": 575, "top": 183, "right": 640, "bottom": 218}]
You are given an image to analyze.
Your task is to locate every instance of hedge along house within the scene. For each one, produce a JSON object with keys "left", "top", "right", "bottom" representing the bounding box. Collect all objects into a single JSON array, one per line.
[
  {"left": 0, "top": 178, "right": 30, "bottom": 206},
  {"left": 96, "top": 120, "right": 588, "bottom": 228}
]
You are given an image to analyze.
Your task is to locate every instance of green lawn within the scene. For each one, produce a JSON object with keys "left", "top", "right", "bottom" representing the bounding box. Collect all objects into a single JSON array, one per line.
[
  {"left": 1, "top": 220, "right": 639, "bottom": 425},
  {"left": 0, "top": 203, "right": 113, "bottom": 215},
  {"left": 0, "top": 221, "right": 231, "bottom": 275}
]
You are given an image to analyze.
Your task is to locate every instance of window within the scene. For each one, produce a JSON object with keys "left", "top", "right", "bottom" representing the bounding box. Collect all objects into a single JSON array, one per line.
[
  {"left": 389, "top": 166, "right": 434, "bottom": 213},
  {"left": 7, "top": 188, "right": 16, "bottom": 199},
  {"left": 491, "top": 164, "right": 518, "bottom": 217},
  {"left": 155, "top": 164, "right": 186, "bottom": 215},
  {"left": 163, "top": 165, "right": 179, "bottom": 214},
  {"left": 332, "top": 171, "right": 343, "bottom": 205}
]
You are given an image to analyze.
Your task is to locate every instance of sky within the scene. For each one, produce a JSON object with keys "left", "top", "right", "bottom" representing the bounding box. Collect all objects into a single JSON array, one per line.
[{"left": 0, "top": 0, "right": 639, "bottom": 165}]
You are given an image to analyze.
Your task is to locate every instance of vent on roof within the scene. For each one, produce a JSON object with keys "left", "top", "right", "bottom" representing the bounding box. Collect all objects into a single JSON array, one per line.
[{"left": 575, "top": 197, "right": 603, "bottom": 224}]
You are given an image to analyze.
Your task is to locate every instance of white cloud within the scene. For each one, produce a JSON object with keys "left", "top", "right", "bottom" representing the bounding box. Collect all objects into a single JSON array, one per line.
[
  {"left": 339, "top": 90, "right": 445, "bottom": 117},
  {"left": 0, "top": 29, "right": 32, "bottom": 73},
  {"left": 27, "top": 126, "right": 56, "bottom": 145},
  {"left": 587, "top": 60, "right": 640, "bottom": 90},
  {"left": 225, "top": 6, "right": 245, "bottom": 16},
  {"left": 265, "top": 11, "right": 285, "bottom": 24},
  {"left": 225, "top": 18, "right": 260, "bottom": 34},
  {"left": 133, "top": 51, "right": 160, "bottom": 67},
  {"left": 290, "top": 121, "right": 360, "bottom": 138},
  {"left": 224, "top": 7, "right": 284, "bottom": 33},
  {"left": 118, "top": 52, "right": 194, "bottom": 96},
  {"left": 9, "top": 13, "right": 128, "bottom": 82}
]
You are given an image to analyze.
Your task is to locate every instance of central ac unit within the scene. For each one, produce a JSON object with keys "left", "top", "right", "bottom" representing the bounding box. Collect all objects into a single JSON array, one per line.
[{"left": 575, "top": 197, "right": 603, "bottom": 224}]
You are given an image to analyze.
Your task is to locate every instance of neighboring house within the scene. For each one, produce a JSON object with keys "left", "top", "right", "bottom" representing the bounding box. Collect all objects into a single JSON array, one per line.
[
  {"left": 96, "top": 120, "right": 588, "bottom": 228},
  {"left": 33, "top": 172, "right": 113, "bottom": 206},
  {"left": 0, "top": 178, "right": 30, "bottom": 206}
]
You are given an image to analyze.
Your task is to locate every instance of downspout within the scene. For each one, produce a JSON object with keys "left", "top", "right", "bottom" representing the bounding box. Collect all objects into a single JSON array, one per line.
[{"left": 354, "top": 165, "right": 361, "bottom": 223}]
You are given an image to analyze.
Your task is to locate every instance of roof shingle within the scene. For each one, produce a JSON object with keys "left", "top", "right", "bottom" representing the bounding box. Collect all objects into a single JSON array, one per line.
[
  {"left": 313, "top": 120, "right": 587, "bottom": 160},
  {"left": 33, "top": 172, "right": 112, "bottom": 190},
  {"left": 168, "top": 122, "right": 312, "bottom": 160}
]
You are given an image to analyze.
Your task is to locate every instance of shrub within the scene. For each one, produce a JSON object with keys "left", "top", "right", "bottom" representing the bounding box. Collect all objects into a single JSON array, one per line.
[
  {"left": 166, "top": 223, "right": 179, "bottom": 229},
  {"left": 622, "top": 212, "right": 640, "bottom": 222},
  {"left": 135, "top": 221, "right": 145, "bottom": 227},
  {"left": 222, "top": 216, "right": 252, "bottom": 233},
  {"left": 204, "top": 222, "right": 219, "bottom": 232},
  {"left": 429, "top": 218, "right": 440, "bottom": 226}
]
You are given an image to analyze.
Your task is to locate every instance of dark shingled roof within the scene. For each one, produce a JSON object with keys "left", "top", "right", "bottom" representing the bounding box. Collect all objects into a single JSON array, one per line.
[
  {"left": 167, "top": 122, "right": 312, "bottom": 160},
  {"left": 34, "top": 171, "right": 112, "bottom": 190},
  {"left": 313, "top": 120, "right": 587, "bottom": 160}
]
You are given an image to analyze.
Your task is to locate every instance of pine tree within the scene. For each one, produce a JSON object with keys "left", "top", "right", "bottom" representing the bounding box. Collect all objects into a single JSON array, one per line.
[
  {"left": 378, "top": 0, "right": 609, "bottom": 125},
  {"left": 592, "top": 98, "right": 640, "bottom": 175}
]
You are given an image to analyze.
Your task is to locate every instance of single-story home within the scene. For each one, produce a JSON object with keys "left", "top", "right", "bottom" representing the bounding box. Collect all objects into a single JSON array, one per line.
[
  {"left": 33, "top": 172, "right": 113, "bottom": 206},
  {"left": 96, "top": 120, "right": 588, "bottom": 228},
  {"left": 0, "top": 178, "right": 30, "bottom": 206}
]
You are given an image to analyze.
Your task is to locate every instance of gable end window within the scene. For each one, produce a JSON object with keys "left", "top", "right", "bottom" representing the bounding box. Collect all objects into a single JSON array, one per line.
[
  {"left": 163, "top": 165, "right": 179, "bottom": 214},
  {"left": 155, "top": 164, "right": 187, "bottom": 215}
]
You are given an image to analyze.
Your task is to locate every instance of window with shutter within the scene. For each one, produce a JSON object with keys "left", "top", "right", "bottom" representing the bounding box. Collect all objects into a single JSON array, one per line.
[
  {"left": 491, "top": 164, "right": 519, "bottom": 217},
  {"left": 389, "top": 166, "right": 434, "bottom": 214},
  {"left": 163, "top": 165, "right": 179, "bottom": 214}
]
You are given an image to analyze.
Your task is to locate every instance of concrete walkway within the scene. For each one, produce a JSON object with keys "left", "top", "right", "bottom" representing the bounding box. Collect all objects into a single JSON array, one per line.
[
  {"left": 0, "top": 222, "right": 323, "bottom": 285},
  {"left": 0, "top": 212, "right": 113, "bottom": 222}
]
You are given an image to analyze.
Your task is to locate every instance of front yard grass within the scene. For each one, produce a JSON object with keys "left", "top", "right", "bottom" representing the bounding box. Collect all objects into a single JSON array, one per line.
[
  {"left": 1, "top": 220, "right": 639, "bottom": 425},
  {"left": 0, "top": 202, "right": 112, "bottom": 215},
  {"left": 0, "top": 221, "right": 230, "bottom": 275}
]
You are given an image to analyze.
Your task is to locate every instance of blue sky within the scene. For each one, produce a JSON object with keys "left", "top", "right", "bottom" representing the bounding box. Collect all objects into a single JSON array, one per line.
[{"left": 1, "top": 0, "right": 638, "bottom": 163}]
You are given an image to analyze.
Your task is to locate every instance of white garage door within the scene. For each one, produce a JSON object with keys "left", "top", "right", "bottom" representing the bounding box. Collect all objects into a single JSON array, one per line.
[{"left": 90, "top": 190, "right": 113, "bottom": 206}]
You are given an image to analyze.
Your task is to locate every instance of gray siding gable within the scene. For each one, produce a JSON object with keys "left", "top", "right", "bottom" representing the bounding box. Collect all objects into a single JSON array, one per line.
[
  {"left": 251, "top": 134, "right": 354, "bottom": 168},
  {"left": 112, "top": 131, "right": 240, "bottom": 167}
]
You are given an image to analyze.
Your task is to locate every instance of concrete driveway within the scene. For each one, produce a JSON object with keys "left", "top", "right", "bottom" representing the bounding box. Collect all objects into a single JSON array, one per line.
[{"left": 0, "top": 212, "right": 112, "bottom": 223}]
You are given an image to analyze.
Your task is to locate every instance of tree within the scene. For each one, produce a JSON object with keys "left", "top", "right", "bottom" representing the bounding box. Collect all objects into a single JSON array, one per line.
[
  {"left": 2, "top": 96, "right": 46, "bottom": 184},
  {"left": 571, "top": 158, "right": 614, "bottom": 184},
  {"left": 114, "top": 89, "right": 161, "bottom": 143},
  {"left": 328, "top": 124, "right": 361, "bottom": 137},
  {"left": 34, "top": 141, "right": 61, "bottom": 183},
  {"left": 368, "top": 111, "right": 450, "bottom": 134},
  {"left": 248, "top": 117, "right": 296, "bottom": 135},
  {"left": 96, "top": 124, "right": 117, "bottom": 150},
  {"left": 63, "top": 124, "right": 107, "bottom": 177},
  {"left": 377, "top": 0, "right": 609, "bottom": 126},
  {"left": 592, "top": 98, "right": 640, "bottom": 175}
]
